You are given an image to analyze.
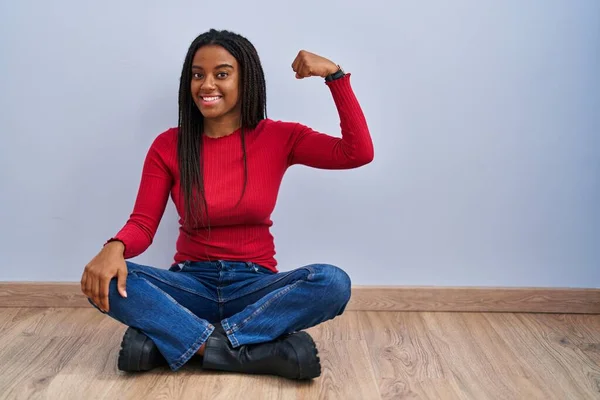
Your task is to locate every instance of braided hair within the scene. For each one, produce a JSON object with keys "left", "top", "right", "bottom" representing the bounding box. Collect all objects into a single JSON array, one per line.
[{"left": 177, "top": 29, "right": 267, "bottom": 230}]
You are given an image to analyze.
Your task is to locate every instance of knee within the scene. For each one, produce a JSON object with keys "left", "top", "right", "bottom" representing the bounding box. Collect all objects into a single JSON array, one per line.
[
  {"left": 312, "top": 264, "right": 351, "bottom": 305},
  {"left": 88, "top": 264, "right": 136, "bottom": 315},
  {"left": 87, "top": 277, "right": 122, "bottom": 313}
]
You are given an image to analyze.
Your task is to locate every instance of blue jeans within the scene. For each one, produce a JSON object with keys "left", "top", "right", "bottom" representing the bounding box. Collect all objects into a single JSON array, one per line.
[{"left": 89, "top": 260, "right": 351, "bottom": 371}]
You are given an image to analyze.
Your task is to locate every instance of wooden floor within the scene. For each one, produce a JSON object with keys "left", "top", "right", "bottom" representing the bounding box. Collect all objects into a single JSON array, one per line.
[{"left": 0, "top": 309, "right": 599, "bottom": 399}]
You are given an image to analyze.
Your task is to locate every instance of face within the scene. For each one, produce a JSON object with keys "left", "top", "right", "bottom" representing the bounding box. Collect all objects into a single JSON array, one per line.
[{"left": 190, "top": 45, "right": 241, "bottom": 121}]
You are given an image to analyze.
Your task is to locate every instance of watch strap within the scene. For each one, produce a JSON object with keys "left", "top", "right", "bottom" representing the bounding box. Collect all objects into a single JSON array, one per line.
[{"left": 325, "top": 66, "right": 345, "bottom": 82}]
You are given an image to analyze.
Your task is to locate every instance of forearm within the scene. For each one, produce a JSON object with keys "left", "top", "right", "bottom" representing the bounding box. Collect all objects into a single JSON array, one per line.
[{"left": 327, "top": 74, "right": 374, "bottom": 164}]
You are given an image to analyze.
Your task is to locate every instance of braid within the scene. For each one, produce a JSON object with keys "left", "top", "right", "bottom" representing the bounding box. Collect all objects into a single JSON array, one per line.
[{"left": 177, "top": 29, "right": 267, "bottom": 230}]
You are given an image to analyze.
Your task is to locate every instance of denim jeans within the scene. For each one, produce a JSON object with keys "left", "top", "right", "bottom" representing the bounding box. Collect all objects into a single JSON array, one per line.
[{"left": 89, "top": 260, "right": 351, "bottom": 371}]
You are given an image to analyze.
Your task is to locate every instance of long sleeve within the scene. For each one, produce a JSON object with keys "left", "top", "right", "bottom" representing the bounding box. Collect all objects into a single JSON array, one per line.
[
  {"left": 106, "top": 132, "right": 174, "bottom": 259},
  {"left": 287, "top": 73, "right": 374, "bottom": 169}
]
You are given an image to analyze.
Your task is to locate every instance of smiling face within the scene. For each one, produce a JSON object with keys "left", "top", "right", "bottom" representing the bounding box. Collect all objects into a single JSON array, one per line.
[{"left": 191, "top": 45, "right": 241, "bottom": 122}]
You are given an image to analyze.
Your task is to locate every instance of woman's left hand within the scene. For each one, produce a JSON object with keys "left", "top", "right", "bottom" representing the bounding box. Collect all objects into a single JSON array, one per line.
[{"left": 292, "top": 50, "right": 339, "bottom": 79}]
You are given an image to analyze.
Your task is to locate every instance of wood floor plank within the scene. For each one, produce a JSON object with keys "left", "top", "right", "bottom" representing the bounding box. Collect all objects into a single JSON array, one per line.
[
  {"left": 521, "top": 313, "right": 600, "bottom": 366},
  {"left": 0, "top": 307, "right": 48, "bottom": 341},
  {"left": 483, "top": 313, "right": 590, "bottom": 399},
  {"left": 305, "top": 311, "right": 364, "bottom": 341},
  {"left": 299, "top": 339, "right": 381, "bottom": 400},
  {"left": 2, "top": 308, "right": 600, "bottom": 399},
  {"left": 0, "top": 335, "right": 86, "bottom": 400},
  {"left": 44, "top": 318, "right": 130, "bottom": 400},
  {"left": 0, "top": 308, "right": 21, "bottom": 332},
  {"left": 421, "top": 312, "right": 548, "bottom": 399},
  {"left": 515, "top": 314, "right": 600, "bottom": 398},
  {"left": 457, "top": 313, "right": 552, "bottom": 399},
  {"left": 174, "top": 369, "right": 316, "bottom": 400},
  {"left": 358, "top": 311, "right": 456, "bottom": 399},
  {"left": 32, "top": 308, "right": 109, "bottom": 340}
]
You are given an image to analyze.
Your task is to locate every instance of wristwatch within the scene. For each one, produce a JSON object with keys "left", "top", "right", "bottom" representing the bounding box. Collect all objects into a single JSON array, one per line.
[{"left": 325, "top": 66, "right": 345, "bottom": 82}]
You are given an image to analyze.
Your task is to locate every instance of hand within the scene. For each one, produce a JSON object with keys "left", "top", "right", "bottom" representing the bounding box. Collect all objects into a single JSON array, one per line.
[
  {"left": 81, "top": 241, "right": 128, "bottom": 312},
  {"left": 292, "top": 50, "right": 339, "bottom": 79}
]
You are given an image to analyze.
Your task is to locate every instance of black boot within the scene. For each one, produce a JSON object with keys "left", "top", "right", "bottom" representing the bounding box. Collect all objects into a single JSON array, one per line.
[
  {"left": 118, "top": 327, "right": 168, "bottom": 372},
  {"left": 201, "top": 325, "right": 321, "bottom": 380}
]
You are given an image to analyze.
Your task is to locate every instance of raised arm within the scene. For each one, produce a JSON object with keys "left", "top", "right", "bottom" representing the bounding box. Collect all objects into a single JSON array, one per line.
[{"left": 287, "top": 50, "right": 374, "bottom": 169}]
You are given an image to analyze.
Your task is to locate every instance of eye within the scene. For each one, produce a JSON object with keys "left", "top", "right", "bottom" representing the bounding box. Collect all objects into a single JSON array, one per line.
[
  {"left": 192, "top": 73, "right": 203, "bottom": 79},
  {"left": 217, "top": 72, "right": 229, "bottom": 79}
]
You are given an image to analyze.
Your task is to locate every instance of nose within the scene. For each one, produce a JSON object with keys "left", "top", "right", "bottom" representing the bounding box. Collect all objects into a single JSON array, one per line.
[{"left": 201, "top": 75, "right": 216, "bottom": 90}]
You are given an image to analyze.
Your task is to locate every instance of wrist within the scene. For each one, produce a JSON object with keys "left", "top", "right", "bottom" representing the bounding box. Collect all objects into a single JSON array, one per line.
[
  {"left": 325, "top": 65, "right": 345, "bottom": 82},
  {"left": 325, "top": 64, "right": 339, "bottom": 76},
  {"left": 104, "top": 239, "right": 125, "bottom": 254}
]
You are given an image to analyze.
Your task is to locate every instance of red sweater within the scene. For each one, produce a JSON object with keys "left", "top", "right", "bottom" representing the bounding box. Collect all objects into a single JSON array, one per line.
[{"left": 109, "top": 74, "right": 373, "bottom": 272}]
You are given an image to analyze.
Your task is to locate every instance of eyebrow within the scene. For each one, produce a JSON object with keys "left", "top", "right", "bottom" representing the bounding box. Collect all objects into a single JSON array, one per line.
[{"left": 192, "top": 64, "right": 234, "bottom": 70}]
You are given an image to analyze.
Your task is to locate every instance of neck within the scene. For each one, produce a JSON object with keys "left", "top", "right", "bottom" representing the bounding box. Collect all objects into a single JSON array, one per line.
[{"left": 203, "top": 116, "right": 241, "bottom": 138}]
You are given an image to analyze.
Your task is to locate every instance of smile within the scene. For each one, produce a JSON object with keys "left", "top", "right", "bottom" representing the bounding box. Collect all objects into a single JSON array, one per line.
[{"left": 201, "top": 96, "right": 222, "bottom": 103}]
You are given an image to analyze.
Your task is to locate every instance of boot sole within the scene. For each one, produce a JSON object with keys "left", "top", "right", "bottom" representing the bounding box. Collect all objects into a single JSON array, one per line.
[
  {"left": 287, "top": 331, "right": 321, "bottom": 379},
  {"left": 118, "top": 327, "right": 164, "bottom": 372}
]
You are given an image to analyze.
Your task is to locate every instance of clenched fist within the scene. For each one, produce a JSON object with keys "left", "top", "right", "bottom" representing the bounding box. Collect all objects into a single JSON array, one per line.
[{"left": 292, "top": 50, "right": 339, "bottom": 79}]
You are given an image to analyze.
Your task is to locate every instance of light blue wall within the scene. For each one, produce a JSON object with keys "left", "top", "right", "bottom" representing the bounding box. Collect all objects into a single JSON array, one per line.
[{"left": 1, "top": 0, "right": 598, "bottom": 286}]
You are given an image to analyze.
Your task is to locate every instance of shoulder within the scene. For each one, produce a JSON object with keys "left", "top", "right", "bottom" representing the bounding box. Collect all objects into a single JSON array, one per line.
[
  {"left": 255, "top": 118, "right": 304, "bottom": 138},
  {"left": 153, "top": 127, "right": 178, "bottom": 147},
  {"left": 145, "top": 127, "right": 178, "bottom": 155},
  {"left": 140, "top": 127, "right": 178, "bottom": 169}
]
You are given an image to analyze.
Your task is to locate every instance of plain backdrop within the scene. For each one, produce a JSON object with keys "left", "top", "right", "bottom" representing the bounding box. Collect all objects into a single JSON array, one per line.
[{"left": 1, "top": 0, "right": 598, "bottom": 287}]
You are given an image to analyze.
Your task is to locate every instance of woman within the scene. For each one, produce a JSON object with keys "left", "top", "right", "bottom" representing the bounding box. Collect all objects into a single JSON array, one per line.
[{"left": 81, "top": 29, "right": 374, "bottom": 380}]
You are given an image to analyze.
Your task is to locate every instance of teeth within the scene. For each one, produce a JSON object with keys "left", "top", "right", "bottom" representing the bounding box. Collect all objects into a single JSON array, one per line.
[{"left": 202, "top": 96, "right": 221, "bottom": 101}]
